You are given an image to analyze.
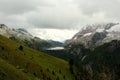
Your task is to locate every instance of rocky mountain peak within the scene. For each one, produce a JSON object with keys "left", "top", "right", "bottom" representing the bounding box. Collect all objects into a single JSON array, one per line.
[
  {"left": 65, "top": 23, "right": 120, "bottom": 48},
  {"left": 73, "top": 23, "right": 118, "bottom": 39},
  {"left": 14, "top": 28, "right": 30, "bottom": 35},
  {"left": 17, "top": 28, "right": 28, "bottom": 33},
  {"left": 0, "top": 24, "right": 9, "bottom": 30}
]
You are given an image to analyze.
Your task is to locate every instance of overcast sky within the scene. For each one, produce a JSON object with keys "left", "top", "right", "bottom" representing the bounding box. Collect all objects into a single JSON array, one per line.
[{"left": 0, "top": 0, "right": 120, "bottom": 41}]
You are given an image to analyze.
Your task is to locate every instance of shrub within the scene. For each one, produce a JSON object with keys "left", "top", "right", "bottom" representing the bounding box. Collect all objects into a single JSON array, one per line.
[
  {"left": 59, "top": 70, "right": 61, "bottom": 73},
  {"left": 56, "top": 76, "right": 59, "bottom": 80},
  {"left": 1, "top": 47, "right": 4, "bottom": 50},
  {"left": 69, "top": 59, "right": 74, "bottom": 66},
  {"left": 33, "top": 72, "right": 37, "bottom": 77},
  {"left": 47, "top": 68, "right": 49, "bottom": 72},
  {"left": 18, "top": 45, "right": 23, "bottom": 51},
  {"left": 52, "top": 71, "right": 55, "bottom": 75},
  {"left": 63, "top": 75, "right": 65, "bottom": 79}
]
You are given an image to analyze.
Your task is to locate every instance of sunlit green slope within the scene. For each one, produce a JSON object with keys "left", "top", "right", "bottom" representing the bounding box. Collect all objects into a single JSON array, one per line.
[{"left": 0, "top": 35, "right": 73, "bottom": 80}]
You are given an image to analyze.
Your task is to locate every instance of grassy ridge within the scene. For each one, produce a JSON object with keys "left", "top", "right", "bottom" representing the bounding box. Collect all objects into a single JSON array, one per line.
[{"left": 0, "top": 35, "right": 73, "bottom": 80}]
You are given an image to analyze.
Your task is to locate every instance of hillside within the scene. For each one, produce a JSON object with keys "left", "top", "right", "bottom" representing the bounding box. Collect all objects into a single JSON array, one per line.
[
  {"left": 48, "top": 40, "right": 63, "bottom": 47},
  {"left": 0, "top": 34, "right": 73, "bottom": 80},
  {"left": 64, "top": 40, "right": 120, "bottom": 80},
  {"left": 0, "top": 24, "right": 52, "bottom": 50}
]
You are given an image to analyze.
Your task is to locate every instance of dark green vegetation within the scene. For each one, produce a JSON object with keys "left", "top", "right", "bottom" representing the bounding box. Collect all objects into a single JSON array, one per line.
[
  {"left": 43, "top": 50, "right": 71, "bottom": 61},
  {"left": 43, "top": 44, "right": 90, "bottom": 62},
  {"left": 65, "top": 40, "right": 120, "bottom": 80},
  {"left": 48, "top": 40, "right": 63, "bottom": 47},
  {"left": 9, "top": 36, "right": 52, "bottom": 51},
  {"left": 0, "top": 35, "right": 73, "bottom": 80},
  {"left": 44, "top": 40, "right": 120, "bottom": 80}
]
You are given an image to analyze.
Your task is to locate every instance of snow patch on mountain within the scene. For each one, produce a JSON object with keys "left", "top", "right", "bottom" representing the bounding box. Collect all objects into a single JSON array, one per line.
[
  {"left": 83, "top": 33, "right": 92, "bottom": 37},
  {"left": 65, "top": 23, "right": 120, "bottom": 48},
  {"left": 73, "top": 36, "right": 78, "bottom": 40},
  {"left": 96, "top": 29, "right": 104, "bottom": 32},
  {"left": 0, "top": 24, "right": 34, "bottom": 41}
]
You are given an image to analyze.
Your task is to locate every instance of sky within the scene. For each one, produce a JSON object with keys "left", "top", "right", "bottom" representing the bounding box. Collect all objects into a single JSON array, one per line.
[{"left": 0, "top": 0, "right": 120, "bottom": 41}]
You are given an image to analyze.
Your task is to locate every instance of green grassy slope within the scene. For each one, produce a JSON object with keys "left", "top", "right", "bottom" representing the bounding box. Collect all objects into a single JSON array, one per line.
[
  {"left": 0, "top": 58, "right": 30, "bottom": 80},
  {"left": 0, "top": 35, "right": 73, "bottom": 80}
]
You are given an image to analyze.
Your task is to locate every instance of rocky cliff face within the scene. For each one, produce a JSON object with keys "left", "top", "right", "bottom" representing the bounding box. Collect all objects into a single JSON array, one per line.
[{"left": 65, "top": 23, "right": 120, "bottom": 48}]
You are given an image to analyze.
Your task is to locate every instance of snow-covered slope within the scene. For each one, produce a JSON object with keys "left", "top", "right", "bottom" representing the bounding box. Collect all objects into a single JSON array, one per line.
[
  {"left": 0, "top": 24, "right": 15, "bottom": 38},
  {"left": 12, "top": 28, "right": 34, "bottom": 41},
  {"left": 0, "top": 24, "right": 33, "bottom": 40},
  {"left": 0, "top": 24, "right": 52, "bottom": 50},
  {"left": 65, "top": 23, "right": 120, "bottom": 48}
]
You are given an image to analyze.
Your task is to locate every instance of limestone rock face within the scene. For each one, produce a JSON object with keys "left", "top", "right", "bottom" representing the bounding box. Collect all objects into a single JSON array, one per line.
[{"left": 65, "top": 23, "right": 120, "bottom": 48}]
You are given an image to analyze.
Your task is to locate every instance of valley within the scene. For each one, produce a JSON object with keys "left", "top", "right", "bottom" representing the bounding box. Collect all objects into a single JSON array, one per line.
[{"left": 0, "top": 23, "right": 120, "bottom": 80}]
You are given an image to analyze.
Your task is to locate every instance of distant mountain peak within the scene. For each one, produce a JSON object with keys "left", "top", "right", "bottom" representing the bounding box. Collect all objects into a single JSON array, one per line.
[
  {"left": 0, "top": 24, "right": 62, "bottom": 50},
  {"left": 78, "top": 23, "right": 118, "bottom": 35},
  {"left": 14, "top": 28, "right": 30, "bottom": 35},
  {"left": 17, "top": 28, "right": 28, "bottom": 33},
  {"left": 0, "top": 24, "right": 6, "bottom": 27},
  {"left": 65, "top": 22, "right": 120, "bottom": 48},
  {"left": 0, "top": 24, "right": 9, "bottom": 29}
]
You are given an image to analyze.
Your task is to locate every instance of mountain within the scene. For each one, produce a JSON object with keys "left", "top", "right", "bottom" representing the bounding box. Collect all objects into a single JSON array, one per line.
[
  {"left": 0, "top": 34, "right": 73, "bottom": 80},
  {"left": 0, "top": 24, "right": 52, "bottom": 50},
  {"left": 65, "top": 23, "right": 120, "bottom": 48},
  {"left": 69, "top": 40, "right": 120, "bottom": 80},
  {"left": 64, "top": 22, "right": 120, "bottom": 63},
  {"left": 63, "top": 23, "right": 120, "bottom": 80},
  {"left": 48, "top": 40, "right": 63, "bottom": 47},
  {"left": 0, "top": 24, "right": 33, "bottom": 39}
]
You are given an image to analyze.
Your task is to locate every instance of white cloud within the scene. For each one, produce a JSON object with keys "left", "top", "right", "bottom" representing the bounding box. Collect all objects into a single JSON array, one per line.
[{"left": 29, "top": 28, "right": 78, "bottom": 41}]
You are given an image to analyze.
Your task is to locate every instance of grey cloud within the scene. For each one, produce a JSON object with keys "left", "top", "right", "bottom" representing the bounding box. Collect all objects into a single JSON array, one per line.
[
  {"left": 75, "top": 0, "right": 120, "bottom": 18},
  {"left": 0, "top": 0, "right": 54, "bottom": 15},
  {"left": 26, "top": 7, "right": 81, "bottom": 29},
  {"left": 0, "top": 0, "right": 120, "bottom": 30},
  {"left": 26, "top": 0, "right": 120, "bottom": 29}
]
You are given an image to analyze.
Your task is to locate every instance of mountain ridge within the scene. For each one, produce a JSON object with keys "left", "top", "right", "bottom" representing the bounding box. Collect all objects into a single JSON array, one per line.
[
  {"left": 65, "top": 23, "right": 120, "bottom": 48},
  {"left": 0, "top": 24, "right": 63, "bottom": 51}
]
